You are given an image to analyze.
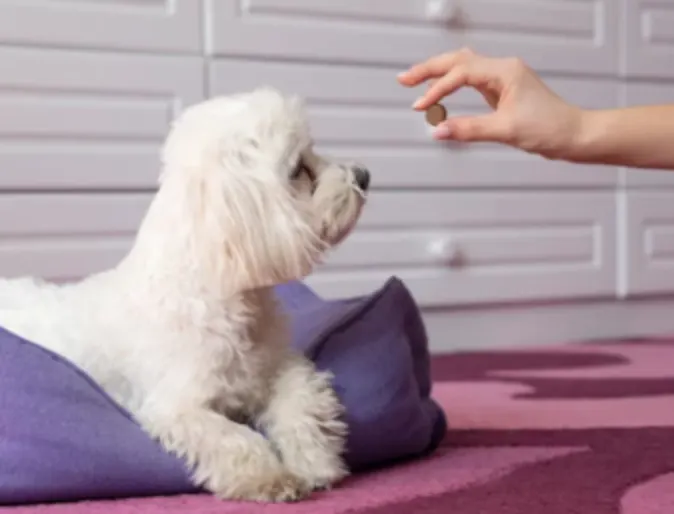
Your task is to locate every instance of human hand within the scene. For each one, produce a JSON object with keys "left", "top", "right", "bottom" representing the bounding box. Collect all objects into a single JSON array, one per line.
[{"left": 397, "top": 48, "right": 584, "bottom": 160}]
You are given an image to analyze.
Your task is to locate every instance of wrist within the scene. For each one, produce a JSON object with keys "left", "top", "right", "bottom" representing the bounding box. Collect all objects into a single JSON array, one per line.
[{"left": 563, "top": 108, "right": 610, "bottom": 164}]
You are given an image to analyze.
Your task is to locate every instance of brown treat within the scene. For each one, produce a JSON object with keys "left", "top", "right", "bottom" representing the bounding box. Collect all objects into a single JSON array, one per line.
[{"left": 425, "top": 103, "right": 447, "bottom": 126}]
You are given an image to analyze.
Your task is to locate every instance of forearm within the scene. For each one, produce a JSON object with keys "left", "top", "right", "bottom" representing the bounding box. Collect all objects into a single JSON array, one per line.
[{"left": 563, "top": 105, "right": 674, "bottom": 170}]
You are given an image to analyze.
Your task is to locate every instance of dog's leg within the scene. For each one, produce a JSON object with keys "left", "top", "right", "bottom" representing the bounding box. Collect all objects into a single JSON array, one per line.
[
  {"left": 257, "top": 355, "right": 349, "bottom": 491},
  {"left": 141, "top": 406, "right": 310, "bottom": 502}
]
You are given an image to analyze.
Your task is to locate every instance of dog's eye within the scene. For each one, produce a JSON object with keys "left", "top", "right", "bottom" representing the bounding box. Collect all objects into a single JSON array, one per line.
[{"left": 291, "top": 159, "right": 315, "bottom": 182}]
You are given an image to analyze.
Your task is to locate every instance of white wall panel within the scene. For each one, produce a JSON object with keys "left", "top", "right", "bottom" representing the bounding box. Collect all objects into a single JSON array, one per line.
[
  {"left": 0, "top": 0, "right": 202, "bottom": 53},
  {"left": 622, "top": 0, "right": 674, "bottom": 78},
  {"left": 0, "top": 48, "right": 204, "bottom": 190},
  {"left": 207, "top": 0, "right": 619, "bottom": 75}
]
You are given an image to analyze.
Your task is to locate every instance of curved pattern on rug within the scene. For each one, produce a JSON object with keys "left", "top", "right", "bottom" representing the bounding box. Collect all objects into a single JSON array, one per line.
[{"left": 416, "top": 338, "right": 674, "bottom": 514}]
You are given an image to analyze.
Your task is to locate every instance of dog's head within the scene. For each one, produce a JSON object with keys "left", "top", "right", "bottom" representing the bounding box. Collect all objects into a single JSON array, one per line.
[{"left": 159, "top": 87, "right": 369, "bottom": 291}]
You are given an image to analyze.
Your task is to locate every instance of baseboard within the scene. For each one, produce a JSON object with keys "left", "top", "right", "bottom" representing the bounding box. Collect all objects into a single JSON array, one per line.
[{"left": 422, "top": 297, "right": 674, "bottom": 353}]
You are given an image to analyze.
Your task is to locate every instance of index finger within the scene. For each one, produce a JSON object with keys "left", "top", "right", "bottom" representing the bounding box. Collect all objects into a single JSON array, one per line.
[
  {"left": 397, "top": 48, "right": 475, "bottom": 86},
  {"left": 412, "top": 58, "right": 504, "bottom": 110}
]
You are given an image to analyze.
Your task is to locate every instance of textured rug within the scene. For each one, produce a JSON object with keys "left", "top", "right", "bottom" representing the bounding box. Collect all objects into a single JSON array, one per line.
[{"left": 4, "top": 337, "right": 674, "bottom": 513}]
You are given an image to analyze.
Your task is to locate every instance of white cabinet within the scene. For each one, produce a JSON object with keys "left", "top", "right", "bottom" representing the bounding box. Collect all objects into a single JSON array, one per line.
[
  {"left": 210, "top": 59, "right": 619, "bottom": 188},
  {"left": 206, "top": 0, "right": 619, "bottom": 74},
  {"left": 0, "top": 47, "right": 204, "bottom": 190},
  {"left": 619, "top": 191, "right": 674, "bottom": 296},
  {"left": 622, "top": 0, "right": 674, "bottom": 78},
  {"left": 0, "top": 0, "right": 202, "bottom": 53},
  {"left": 4, "top": 0, "right": 674, "bottom": 348},
  {"left": 307, "top": 191, "right": 617, "bottom": 307},
  {"left": 0, "top": 194, "right": 149, "bottom": 281}
]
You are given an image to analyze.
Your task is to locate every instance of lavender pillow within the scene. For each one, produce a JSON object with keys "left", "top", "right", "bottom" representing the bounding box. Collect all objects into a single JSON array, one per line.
[{"left": 0, "top": 277, "right": 446, "bottom": 505}]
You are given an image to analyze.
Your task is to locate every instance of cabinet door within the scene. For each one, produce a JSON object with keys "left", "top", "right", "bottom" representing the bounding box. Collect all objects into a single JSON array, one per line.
[
  {"left": 0, "top": 48, "right": 204, "bottom": 190},
  {"left": 621, "top": 83, "right": 674, "bottom": 188},
  {"left": 209, "top": 59, "right": 619, "bottom": 189},
  {"left": 0, "top": 194, "right": 150, "bottom": 282},
  {"left": 619, "top": 191, "right": 674, "bottom": 296},
  {"left": 206, "top": 0, "right": 619, "bottom": 74},
  {"left": 306, "top": 191, "right": 618, "bottom": 307},
  {"left": 623, "top": 0, "right": 674, "bottom": 78},
  {"left": 0, "top": 0, "right": 202, "bottom": 53}
]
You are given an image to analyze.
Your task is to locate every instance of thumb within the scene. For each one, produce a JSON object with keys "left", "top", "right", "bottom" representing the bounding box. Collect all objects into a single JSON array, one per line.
[{"left": 433, "top": 113, "right": 512, "bottom": 144}]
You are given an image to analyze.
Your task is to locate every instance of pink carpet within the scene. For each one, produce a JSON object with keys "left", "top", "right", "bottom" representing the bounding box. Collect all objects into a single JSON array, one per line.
[{"left": 6, "top": 337, "right": 674, "bottom": 513}]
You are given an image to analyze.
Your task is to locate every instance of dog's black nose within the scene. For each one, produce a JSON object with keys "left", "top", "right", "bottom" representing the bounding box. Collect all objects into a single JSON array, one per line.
[{"left": 353, "top": 167, "right": 370, "bottom": 191}]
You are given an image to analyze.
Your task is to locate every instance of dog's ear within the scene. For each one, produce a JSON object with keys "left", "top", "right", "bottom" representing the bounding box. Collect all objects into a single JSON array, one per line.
[{"left": 189, "top": 138, "right": 324, "bottom": 292}]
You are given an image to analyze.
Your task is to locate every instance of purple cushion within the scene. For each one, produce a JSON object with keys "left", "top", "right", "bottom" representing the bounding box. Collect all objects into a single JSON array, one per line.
[{"left": 0, "top": 277, "right": 446, "bottom": 505}]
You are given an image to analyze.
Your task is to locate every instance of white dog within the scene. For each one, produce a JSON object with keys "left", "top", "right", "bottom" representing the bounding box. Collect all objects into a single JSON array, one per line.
[{"left": 0, "top": 87, "right": 369, "bottom": 502}]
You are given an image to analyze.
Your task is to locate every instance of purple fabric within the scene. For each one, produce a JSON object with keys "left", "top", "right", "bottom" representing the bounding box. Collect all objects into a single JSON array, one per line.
[
  {"left": 8, "top": 338, "right": 674, "bottom": 514},
  {"left": 0, "top": 277, "right": 445, "bottom": 505}
]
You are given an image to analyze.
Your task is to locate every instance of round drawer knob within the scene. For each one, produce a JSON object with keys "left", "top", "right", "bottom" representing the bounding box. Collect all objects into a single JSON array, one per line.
[
  {"left": 426, "top": 0, "right": 458, "bottom": 22},
  {"left": 428, "top": 237, "right": 460, "bottom": 265}
]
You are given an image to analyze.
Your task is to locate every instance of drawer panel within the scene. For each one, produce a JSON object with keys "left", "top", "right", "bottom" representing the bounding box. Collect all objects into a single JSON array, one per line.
[
  {"left": 210, "top": 59, "right": 619, "bottom": 188},
  {"left": 206, "top": 0, "right": 619, "bottom": 75},
  {"left": 619, "top": 191, "right": 674, "bottom": 296},
  {"left": 0, "top": 194, "right": 150, "bottom": 281},
  {"left": 0, "top": 0, "right": 202, "bottom": 53},
  {"left": 623, "top": 0, "right": 674, "bottom": 78},
  {"left": 0, "top": 192, "right": 617, "bottom": 309},
  {"left": 0, "top": 48, "right": 204, "bottom": 190},
  {"left": 307, "top": 191, "right": 618, "bottom": 307}
]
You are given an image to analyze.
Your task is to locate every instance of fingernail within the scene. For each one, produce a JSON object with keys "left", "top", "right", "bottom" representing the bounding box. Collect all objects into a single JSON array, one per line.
[
  {"left": 433, "top": 124, "right": 452, "bottom": 139},
  {"left": 412, "top": 97, "right": 424, "bottom": 109}
]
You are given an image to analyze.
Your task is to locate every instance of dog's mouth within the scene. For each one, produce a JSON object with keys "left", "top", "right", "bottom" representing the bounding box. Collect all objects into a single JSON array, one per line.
[
  {"left": 327, "top": 199, "right": 366, "bottom": 247},
  {"left": 351, "top": 178, "right": 369, "bottom": 201}
]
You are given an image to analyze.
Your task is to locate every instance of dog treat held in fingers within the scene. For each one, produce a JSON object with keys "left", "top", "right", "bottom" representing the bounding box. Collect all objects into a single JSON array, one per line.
[{"left": 425, "top": 104, "right": 447, "bottom": 126}]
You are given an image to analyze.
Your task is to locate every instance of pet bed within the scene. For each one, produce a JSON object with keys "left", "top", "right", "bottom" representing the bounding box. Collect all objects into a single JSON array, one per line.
[
  {"left": 5, "top": 335, "right": 674, "bottom": 513},
  {"left": 0, "top": 277, "right": 446, "bottom": 505}
]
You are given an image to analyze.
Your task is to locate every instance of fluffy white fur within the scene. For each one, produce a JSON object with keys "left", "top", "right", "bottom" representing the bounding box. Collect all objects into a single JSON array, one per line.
[{"left": 0, "top": 87, "right": 369, "bottom": 502}]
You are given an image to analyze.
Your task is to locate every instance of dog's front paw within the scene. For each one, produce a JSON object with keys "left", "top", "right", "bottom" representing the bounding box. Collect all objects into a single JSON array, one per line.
[
  {"left": 221, "top": 469, "right": 311, "bottom": 503},
  {"left": 260, "top": 363, "right": 350, "bottom": 493},
  {"left": 282, "top": 437, "right": 349, "bottom": 492},
  {"left": 274, "top": 381, "right": 350, "bottom": 491}
]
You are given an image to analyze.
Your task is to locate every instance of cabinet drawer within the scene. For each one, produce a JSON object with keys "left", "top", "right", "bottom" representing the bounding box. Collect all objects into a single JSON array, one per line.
[
  {"left": 206, "top": 0, "right": 618, "bottom": 75},
  {"left": 0, "top": 194, "right": 150, "bottom": 282},
  {"left": 0, "top": 192, "right": 617, "bottom": 308},
  {"left": 306, "top": 191, "right": 618, "bottom": 307},
  {"left": 619, "top": 191, "right": 674, "bottom": 296},
  {"left": 623, "top": 0, "right": 674, "bottom": 79},
  {"left": 0, "top": 48, "right": 204, "bottom": 191},
  {"left": 0, "top": 0, "right": 201, "bottom": 53},
  {"left": 210, "top": 59, "right": 619, "bottom": 188}
]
